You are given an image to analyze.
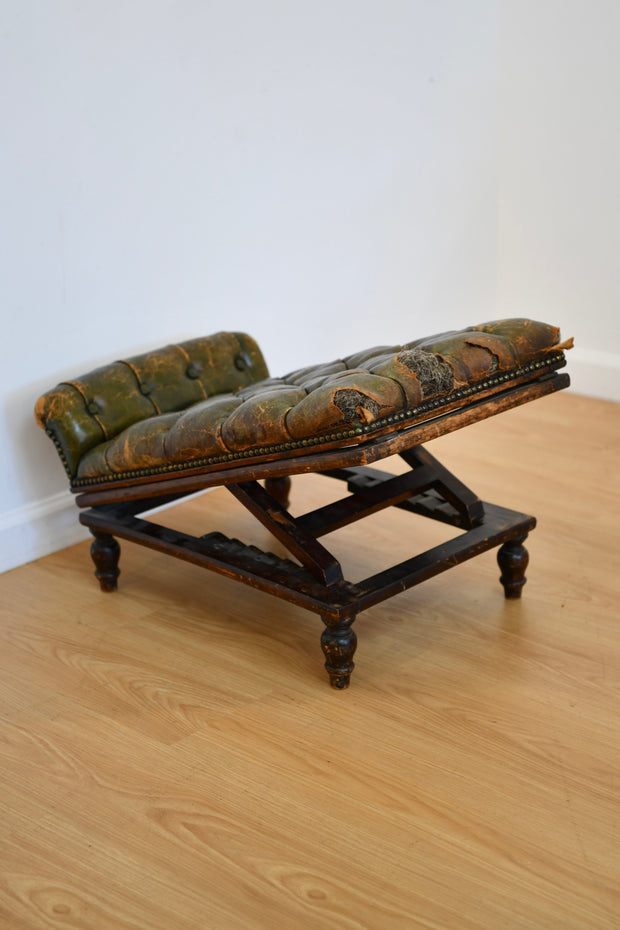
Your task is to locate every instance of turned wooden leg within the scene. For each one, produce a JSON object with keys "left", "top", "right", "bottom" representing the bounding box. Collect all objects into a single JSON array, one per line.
[
  {"left": 90, "top": 531, "right": 121, "bottom": 592},
  {"left": 320, "top": 617, "right": 357, "bottom": 689},
  {"left": 264, "top": 475, "right": 291, "bottom": 509},
  {"left": 497, "top": 534, "right": 529, "bottom": 599}
]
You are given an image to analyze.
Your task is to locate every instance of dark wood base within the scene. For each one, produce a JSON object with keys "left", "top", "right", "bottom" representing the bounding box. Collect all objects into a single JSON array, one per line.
[{"left": 79, "top": 444, "right": 536, "bottom": 688}]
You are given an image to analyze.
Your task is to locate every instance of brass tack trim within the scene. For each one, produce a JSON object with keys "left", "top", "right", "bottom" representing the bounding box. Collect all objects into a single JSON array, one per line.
[{"left": 71, "top": 354, "right": 564, "bottom": 488}]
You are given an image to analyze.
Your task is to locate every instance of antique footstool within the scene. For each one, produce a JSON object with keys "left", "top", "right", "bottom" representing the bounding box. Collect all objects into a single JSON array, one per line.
[{"left": 35, "top": 319, "right": 572, "bottom": 688}]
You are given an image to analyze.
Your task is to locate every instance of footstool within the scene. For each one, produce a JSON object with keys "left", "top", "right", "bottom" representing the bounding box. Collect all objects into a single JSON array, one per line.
[{"left": 35, "top": 319, "right": 572, "bottom": 687}]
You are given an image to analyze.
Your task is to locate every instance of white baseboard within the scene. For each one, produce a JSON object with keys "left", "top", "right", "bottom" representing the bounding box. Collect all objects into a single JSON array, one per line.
[
  {"left": 567, "top": 347, "right": 620, "bottom": 402},
  {"left": 0, "top": 487, "right": 212, "bottom": 575},
  {"left": 0, "top": 491, "right": 90, "bottom": 574}
]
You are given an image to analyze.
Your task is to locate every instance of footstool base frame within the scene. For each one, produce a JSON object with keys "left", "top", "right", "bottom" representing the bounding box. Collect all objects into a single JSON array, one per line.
[{"left": 76, "top": 373, "right": 565, "bottom": 688}]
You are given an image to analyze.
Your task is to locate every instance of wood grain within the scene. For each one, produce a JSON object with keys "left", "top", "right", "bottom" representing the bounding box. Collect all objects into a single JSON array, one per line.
[{"left": 1, "top": 391, "right": 619, "bottom": 929}]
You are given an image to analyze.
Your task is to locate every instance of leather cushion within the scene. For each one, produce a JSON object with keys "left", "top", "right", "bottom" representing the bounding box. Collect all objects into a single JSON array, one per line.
[
  {"left": 35, "top": 332, "right": 269, "bottom": 478},
  {"left": 36, "top": 318, "right": 567, "bottom": 486}
]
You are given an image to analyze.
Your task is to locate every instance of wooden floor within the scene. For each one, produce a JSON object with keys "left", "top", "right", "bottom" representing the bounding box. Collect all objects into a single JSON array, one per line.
[{"left": 1, "top": 392, "right": 619, "bottom": 929}]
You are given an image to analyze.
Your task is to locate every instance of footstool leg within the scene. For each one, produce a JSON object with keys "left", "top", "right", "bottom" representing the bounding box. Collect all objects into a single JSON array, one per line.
[
  {"left": 320, "top": 617, "right": 357, "bottom": 689},
  {"left": 497, "top": 534, "right": 529, "bottom": 599},
  {"left": 90, "top": 531, "right": 121, "bottom": 592},
  {"left": 264, "top": 475, "right": 291, "bottom": 509}
]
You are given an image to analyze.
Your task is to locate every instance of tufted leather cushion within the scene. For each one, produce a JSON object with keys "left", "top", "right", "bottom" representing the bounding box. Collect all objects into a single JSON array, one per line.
[
  {"left": 36, "top": 319, "right": 569, "bottom": 488},
  {"left": 34, "top": 332, "right": 269, "bottom": 479}
]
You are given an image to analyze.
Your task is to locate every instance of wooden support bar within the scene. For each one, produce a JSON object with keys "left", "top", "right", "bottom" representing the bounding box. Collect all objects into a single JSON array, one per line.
[
  {"left": 353, "top": 503, "right": 535, "bottom": 613},
  {"left": 227, "top": 480, "right": 344, "bottom": 586},
  {"left": 400, "top": 446, "right": 484, "bottom": 527},
  {"left": 79, "top": 506, "right": 354, "bottom": 617},
  {"left": 79, "top": 497, "right": 535, "bottom": 627},
  {"left": 320, "top": 449, "right": 483, "bottom": 531},
  {"left": 297, "top": 464, "right": 437, "bottom": 537}
]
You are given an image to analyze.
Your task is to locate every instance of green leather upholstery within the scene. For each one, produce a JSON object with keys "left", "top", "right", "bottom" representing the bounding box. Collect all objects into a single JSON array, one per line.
[
  {"left": 36, "top": 319, "right": 568, "bottom": 488},
  {"left": 35, "top": 332, "right": 269, "bottom": 479}
]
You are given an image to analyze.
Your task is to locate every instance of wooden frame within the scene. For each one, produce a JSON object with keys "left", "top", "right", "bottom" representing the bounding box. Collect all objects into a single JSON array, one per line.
[{"left": 76, "top": 370, "right": 569, "bottom": 688}]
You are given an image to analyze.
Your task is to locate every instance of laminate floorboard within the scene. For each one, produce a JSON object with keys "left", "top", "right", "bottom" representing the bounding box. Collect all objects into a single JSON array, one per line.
[{"left": 1, "top": 391, "right": 619, "bottom": 929}]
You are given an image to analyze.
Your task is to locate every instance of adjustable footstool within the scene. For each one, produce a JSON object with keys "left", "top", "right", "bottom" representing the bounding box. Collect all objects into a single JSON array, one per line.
[{"left": 35, "top": 319, "right": 572, "bottom": 688}]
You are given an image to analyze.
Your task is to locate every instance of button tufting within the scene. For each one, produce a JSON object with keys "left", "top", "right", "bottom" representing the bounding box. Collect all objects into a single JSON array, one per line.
[
  {"left": 234, "top": 352, "right": 252, "bottom": 372},
  {"left": 41, "top": 321, "right": 568, "bottom": 490}
]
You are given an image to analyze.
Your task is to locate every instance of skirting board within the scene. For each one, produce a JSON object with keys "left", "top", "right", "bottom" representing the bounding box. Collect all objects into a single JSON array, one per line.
[
  {"left": 0, "top": 488, "right": 212, "bottom": 575},
  {"left": 0, "top": 491, "right": 90, "bottom": 574},
  {"left": 568, "top": 347, "right": 620, "bottom": 402}
]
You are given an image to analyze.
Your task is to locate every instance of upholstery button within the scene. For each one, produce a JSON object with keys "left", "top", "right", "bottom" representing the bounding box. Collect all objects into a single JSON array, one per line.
[
  {"left": 234, "top": 352, "right": 252, "bottom": 371},
  {"left": 140, "top": 384, "right": 151, "bottom": 395},
  {"left": 87, "top": 402, "right": 99, "bottom": 415},
  {"left": 186, "top": 362, "right": 201, "bottom": 379}
]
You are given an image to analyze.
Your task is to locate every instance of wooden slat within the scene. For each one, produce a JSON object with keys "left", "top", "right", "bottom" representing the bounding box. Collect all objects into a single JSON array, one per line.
[
  {"left": 227, "top": 480, "right": 344, "bottom": 586},
  {"left": 354, "top": 503, "right": 534, "bottom": 612},
  {"left": 400, "top": 445, "right": 485, "bottom": 525},
  {"left": 79, "top": 506, "right": 352, "bottom": 616},
  {"left": 296, "top": 464, "right": 437, "bottom": 537}
]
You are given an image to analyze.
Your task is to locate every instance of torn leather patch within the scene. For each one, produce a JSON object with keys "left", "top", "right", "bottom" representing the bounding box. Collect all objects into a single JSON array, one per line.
[
  {"left": 333, "top": 389, "right": 381, "bottom": 424},
  {"left": 396, "top": 349, "right": 454, "bottom": 398}
]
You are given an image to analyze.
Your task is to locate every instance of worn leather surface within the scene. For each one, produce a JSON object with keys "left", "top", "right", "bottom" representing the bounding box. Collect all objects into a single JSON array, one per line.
[
  {"left": 35, "top": 319, "right": 566, "bottom": 486},
  {"left": 35, "top": 332, "right": 269, "bottom": 479}
]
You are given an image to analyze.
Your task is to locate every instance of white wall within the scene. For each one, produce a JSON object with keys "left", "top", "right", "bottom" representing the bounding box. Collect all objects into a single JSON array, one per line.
[
  {"left": 498, "top": 0, "right": 620, "bottom": 398},
  {"left": 1, "top": 1, "right": 499, "bottom": 572},
  {"left": 4, "top": 1, "right": 618, "bottom": 574}
]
